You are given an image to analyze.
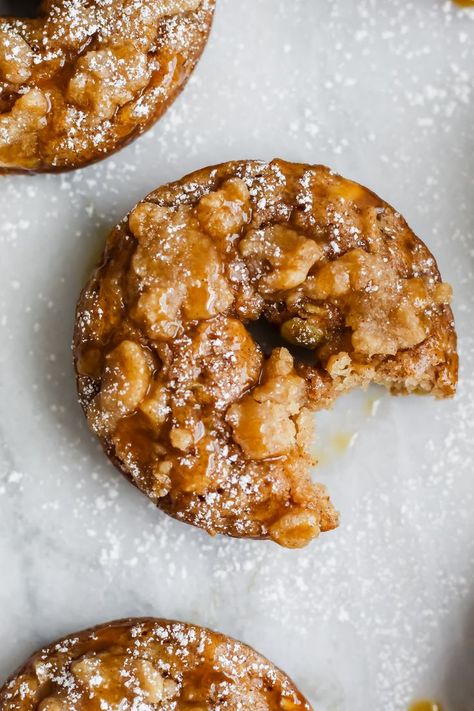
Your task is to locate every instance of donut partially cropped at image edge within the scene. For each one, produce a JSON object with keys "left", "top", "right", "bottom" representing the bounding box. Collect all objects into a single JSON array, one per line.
[
  {"left": 0, "top": 618, "right": 312, "bottom": 710},
  {"left": 74, "top": 159, "right": 458, "bottom": 548},
  {"left": 0, "top": 0, "right": 215, "bottom": 173}
]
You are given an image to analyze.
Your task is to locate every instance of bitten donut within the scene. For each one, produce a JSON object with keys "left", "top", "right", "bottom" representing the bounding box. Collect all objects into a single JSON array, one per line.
[
  {"left": 0, "top": 618, "right": 311, "bottom": 710},
  {"left": 0, "top": 0, "right": 215, "bottom": 173},
  {"left": 74, "top": 159, "right": 458, "bottom": 548}
]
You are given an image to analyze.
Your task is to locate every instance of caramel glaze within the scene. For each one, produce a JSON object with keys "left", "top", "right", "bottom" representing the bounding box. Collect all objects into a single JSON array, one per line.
[{"left": 408, "top": 702, "right": 443, "bottom": 711}]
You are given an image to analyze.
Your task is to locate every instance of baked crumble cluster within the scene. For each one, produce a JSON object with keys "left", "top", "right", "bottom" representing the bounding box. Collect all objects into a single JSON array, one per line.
[
  {"left": 74, "top": 159, "right": 458, "bottom": 548},
  {"left": 0, "top": 618, "right": 312, "bottom": 711},
  {"left": 0, "top": 0, "right": 215, "bottom": 172}
]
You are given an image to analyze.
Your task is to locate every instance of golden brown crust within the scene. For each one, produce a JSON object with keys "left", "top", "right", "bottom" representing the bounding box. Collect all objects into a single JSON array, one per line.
[
  {"left": 0, "top": 0, "right": 215, "bottom": 173},
  {"left": 73, "top": 159, "right": 458, "bottom": 547},
  {"left": 0, "top": 618, "right": 312, "bottom": 711}
]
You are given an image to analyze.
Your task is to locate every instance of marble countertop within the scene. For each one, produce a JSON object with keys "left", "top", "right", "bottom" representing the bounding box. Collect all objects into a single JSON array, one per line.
[{"left": 0, "top": 1, "right": 473, "bottom": 709}]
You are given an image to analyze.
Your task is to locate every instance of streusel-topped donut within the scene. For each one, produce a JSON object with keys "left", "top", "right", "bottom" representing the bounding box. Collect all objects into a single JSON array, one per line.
[
  {"left": 74, "top": 160, "right": 458, "bottom": 548},
  {"left": 0, "top": 618, "right": 312, "bottom": 711},
  {"left": 0, "top": 0, "right": 215, "bottom": 172}
]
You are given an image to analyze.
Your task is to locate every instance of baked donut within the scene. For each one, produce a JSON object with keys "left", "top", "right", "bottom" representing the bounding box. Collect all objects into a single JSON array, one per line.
[
  {"left": 0, "top": 0, "right": 215, "bottom": 173},
  {"left": 0, "top": 618, "right": 311, "bottom": 711},
  {"left": 74, "top": 159, "right": 458, "bottom": 548}
]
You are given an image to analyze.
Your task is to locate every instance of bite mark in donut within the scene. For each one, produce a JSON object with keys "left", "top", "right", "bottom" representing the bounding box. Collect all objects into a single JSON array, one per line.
[
  {"left": 73, "top": 159, "right": 458, "bottom": 548},
  {"left": 0, "top": 0, "right": 215, "bottom": 173},
  {"left": 0, "top": 618, "right": 312, "bottom": 711}
]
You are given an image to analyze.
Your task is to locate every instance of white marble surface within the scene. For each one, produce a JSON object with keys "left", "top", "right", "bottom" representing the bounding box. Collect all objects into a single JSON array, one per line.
[{"left": 1, "top": 1, "right": 474, "bottom": 709}]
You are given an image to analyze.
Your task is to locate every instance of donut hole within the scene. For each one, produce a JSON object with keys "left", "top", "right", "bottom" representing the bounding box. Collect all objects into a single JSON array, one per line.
[
  {"left": 246, "top": 317, "right": 317, "bottom": 366},
  {"left": 0, "top": 0, "right": 39, "bottom": 17},
  {"left": 0, "top": 91, "right": 20, "bottom": 113}
]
